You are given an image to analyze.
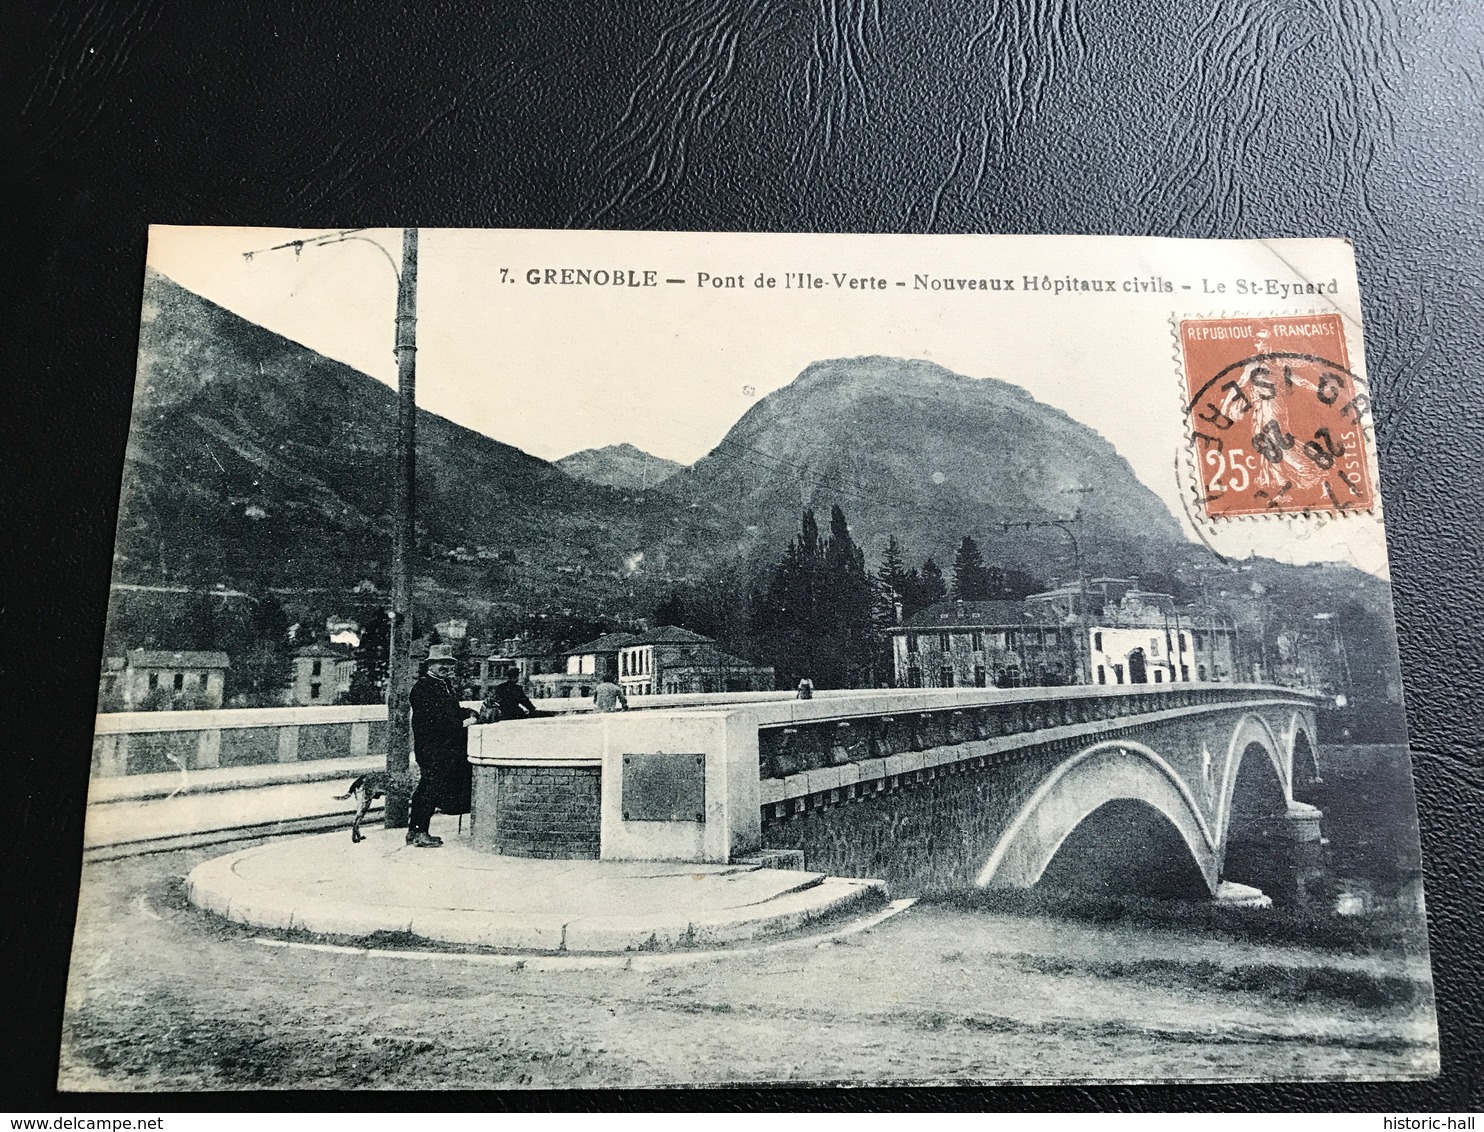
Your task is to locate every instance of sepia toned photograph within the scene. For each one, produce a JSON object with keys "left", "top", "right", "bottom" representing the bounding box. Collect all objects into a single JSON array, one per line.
[{"left": 60, "top": 227, "right": 1437, "bottom": 1089}]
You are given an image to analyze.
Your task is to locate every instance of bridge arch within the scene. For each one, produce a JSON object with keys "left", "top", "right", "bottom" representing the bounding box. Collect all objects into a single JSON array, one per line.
[
  {"left": 977, "top": 739, "right": 1221, "bottom": 896},
  {"left": 1288, "top": 712, "right": 1322, "bottom": 803},
  {"left": 1213, "top": 713, "right": 1290, "bottom": 856}
]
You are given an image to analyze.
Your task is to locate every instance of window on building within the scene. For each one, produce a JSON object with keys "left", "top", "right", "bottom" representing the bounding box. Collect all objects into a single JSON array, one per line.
[
  {"left": 1097, "top": 665, "right": 1106, "bottom": 684},
  {"left": 906, "top": 633, "right": 919, "bottom": 654},
  {"left": 1094, "top": 631, "right": 1104, "bottom": 651},
  {"left": 907, "top": 665, "right": 922, "bottom": 688},
  {"left": 173, "top": 673, "right": 184, "bottom": 691},
  {"left": 311, "top": 659, "right": 322, "bottom": 676},
  {"left": 1113, "top": 664, "right": 1125, "bottom": 684},
  {"left": 198, "top": 673, "right": 208, "bottom": 688},
  {"left": 938, "top": 632, "right": 950, "bottom": 651},
  {"left": 939, "top": 665, "right": 954, "bottom": 687},
  {"left": 974, "top": 665, "right": 986, "bottom": 687},
  {"left": 1153, "top": 670, "right": 1163, "bottom": 683},
  {"left": 148, "top": 674, "right": 159, "bottom": 689},
  {"left": 971, "top": 631, "right": 983, "bottom": 651},
  {"left": 310, "top": 682, "right": 321, "bottom": 699},
  {"left": 1181, "top": 665, "right": 1190, "bottom": 681},
  {"left": 1197, "top": 664, "right": 1207, "bottom": 681}
]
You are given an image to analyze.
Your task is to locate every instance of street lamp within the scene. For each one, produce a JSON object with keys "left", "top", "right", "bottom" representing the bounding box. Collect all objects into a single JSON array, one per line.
[
  {"left": 1001, "top": 509, "right": 1089, "bottom": 682},
  {"left": 1313, "top": 612, "right": 1351, "bottom": 703},
  {"left": 245, "top": 227, "right": 420, "bottom": 827}
]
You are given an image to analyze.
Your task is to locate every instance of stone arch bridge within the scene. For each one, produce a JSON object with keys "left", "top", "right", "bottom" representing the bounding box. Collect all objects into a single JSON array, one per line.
[{"left": 467, "top": 684, "right": 1324, "bottom": 904}]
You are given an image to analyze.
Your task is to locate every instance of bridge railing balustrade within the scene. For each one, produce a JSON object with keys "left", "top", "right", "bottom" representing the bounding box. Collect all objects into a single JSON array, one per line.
[
  {"left": 90, "top": 704, "right": 389, "bottom": 778},
  {"left": 754, "top": 683, "right": 1314, "bottom": 784}
]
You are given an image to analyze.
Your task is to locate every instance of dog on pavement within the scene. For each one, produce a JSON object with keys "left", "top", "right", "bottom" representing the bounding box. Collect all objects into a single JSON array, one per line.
[{"left": 334, "top": 771, "right": 414, "bottom": 843}]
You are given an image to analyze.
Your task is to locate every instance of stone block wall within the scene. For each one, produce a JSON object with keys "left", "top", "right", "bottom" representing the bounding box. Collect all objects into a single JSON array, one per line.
[
  {"left": 474, "top": 765, "right": 602, "bottom": 859},
  {"left": 762, "top": 749, "right": 1055, "bottom": 895}
]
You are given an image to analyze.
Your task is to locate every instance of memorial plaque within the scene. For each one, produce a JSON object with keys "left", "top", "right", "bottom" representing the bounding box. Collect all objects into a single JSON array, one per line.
[{"left": 621, "top": 752, "right": 706, "bottom": 823}]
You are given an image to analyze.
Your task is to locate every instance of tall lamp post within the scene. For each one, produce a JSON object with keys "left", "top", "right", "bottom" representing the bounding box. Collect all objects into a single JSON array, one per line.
[
  {"left": 1001, "top": 509, "right": 1088, "bottom": 683},
  {"left": 245, "top": 227, "right": 419, "bottom": 826},
  {"left": 385, "top": 228, "right": 418, "bottom": 827}
]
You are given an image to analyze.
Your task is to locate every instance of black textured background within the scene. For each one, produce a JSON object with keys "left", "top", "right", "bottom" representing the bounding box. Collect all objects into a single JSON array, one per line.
[{"left": 6, "top": 0, "right": 1483, "bottom": 1110}]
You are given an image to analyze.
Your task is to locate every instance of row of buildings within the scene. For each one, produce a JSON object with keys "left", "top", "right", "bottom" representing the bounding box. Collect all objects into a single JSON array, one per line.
[
  {"left": 99, "top": 577, "right": 1248, "bottom": 712},
  {"left": 479, "top": 626, "right": 775, "bottom": 700},
  {"left": 886, "top": 577, "right": 1240, "bottom": 690},
  {"left": 98, "top": 644, "right": 359, "bottom": 710}
]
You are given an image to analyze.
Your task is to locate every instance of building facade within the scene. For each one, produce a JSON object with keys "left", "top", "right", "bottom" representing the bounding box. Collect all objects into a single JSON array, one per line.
[
  {"left": 102, "top": 649, "right": 230, "bottom": 710},
  {"left": 530, "top": 631, "right": 640, "bottom": 699},
  {"left": 289, "top": 643, "right": 357, "bottom": 705},
  {"left": 474, "top": 653, "right": 516, "bottom": 700},
  {"left": 890, "top": 589, "right": 1241, "bottom": 690},
  {"left": 499, "top": 637, "right": 563, "bottom": 688},
  {"left": 890, "top": 601, "right": 1079, "bottom": 689},
  {"left": 617, "top": 626, "right": 775, "bottom": 696}
]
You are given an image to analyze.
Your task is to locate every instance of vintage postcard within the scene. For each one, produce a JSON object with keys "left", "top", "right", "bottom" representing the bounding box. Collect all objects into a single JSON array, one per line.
[{"left": 62, "top": 228, "right": 1436, "bottom": 1088}]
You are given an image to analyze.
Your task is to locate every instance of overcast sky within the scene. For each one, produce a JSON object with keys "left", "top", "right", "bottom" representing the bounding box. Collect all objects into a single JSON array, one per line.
[{"left": 145, "top": 227, "right": 1390, "bottom": 578}]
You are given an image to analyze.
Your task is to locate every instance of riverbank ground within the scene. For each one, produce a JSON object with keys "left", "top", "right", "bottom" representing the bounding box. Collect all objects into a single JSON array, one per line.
[{"left": 58, "top": 839, "right": 1438, "bottom": 1090}]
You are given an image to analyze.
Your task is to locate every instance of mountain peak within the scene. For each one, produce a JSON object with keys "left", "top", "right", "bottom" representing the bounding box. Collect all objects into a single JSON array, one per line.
[
  {"left": 676, "top": 355, "right": 1188, "bottom": 579},
  {"left": 791, "top": 355, "right": 1034, "bottom": 404},
  {"left": 556, "top": 444, "right": 684, "bottom": 490}
]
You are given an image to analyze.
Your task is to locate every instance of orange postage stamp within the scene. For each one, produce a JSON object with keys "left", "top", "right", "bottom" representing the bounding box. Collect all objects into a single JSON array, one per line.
[{"left": 1180, "top": 313, "right": 1374, "bottom": 518}]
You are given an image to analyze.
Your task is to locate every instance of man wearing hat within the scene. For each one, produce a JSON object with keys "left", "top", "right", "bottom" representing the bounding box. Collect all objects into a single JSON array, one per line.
[{"left": 407, "top": 644, "right": 478, "bottom": 847}]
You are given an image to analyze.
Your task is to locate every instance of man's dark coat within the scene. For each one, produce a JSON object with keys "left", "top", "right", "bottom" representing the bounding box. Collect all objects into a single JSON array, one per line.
[{"left": 410, "top": 672, "right": 475, "bottom": 815}]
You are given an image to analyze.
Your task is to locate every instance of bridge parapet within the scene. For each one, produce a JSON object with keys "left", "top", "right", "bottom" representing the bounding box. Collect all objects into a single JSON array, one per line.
[
  {"left": 466, "top": 684, "right": 1323, "bottom": 882},
  {"left": 91, "top": 704, "right": 391, "bottom": 778},
  {"left": 755, "top": 684, "right": 1312, "bottom": 781},
  {"left": 87, "top": 688, "right": 874, "bottom": 776}
]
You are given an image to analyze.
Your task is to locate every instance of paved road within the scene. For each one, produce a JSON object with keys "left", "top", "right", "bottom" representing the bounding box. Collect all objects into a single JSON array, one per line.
[{"left": 58, "top": 845, "right": 1439, "bottom": 1090}]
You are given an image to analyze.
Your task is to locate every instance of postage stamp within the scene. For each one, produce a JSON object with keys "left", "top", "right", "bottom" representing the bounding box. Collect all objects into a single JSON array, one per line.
[{"left": 1179, "top": 313, "right": 1373, "bottom": 518}]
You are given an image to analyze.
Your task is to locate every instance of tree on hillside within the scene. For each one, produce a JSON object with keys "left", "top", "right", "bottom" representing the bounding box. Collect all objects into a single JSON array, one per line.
[
  {"left": 290, "top": 607, "right": 324, "bottom": 648},
  {"left": 824, "top": 505, "right": 874, "bottom": 686},
  {"left": 952, "top": 536, "right": 992, "bottom": 601},
  {"left": 252, "top": 593, "right": 292, "bottom": 646},
  {"left": 752, "top": 506, "right": 874, "bottom": 689},
  {"left": 651, "top": 579, "right": 752, "bottom": 655},
  {"left": 222, "top": 592, "right": 292, "bottom": 708},
  {"left": 225, "top": 642, "right": 292, "bottom": 707},
  {"left": 916, "top": 558, "right": 947, "bottom": 608},
  {"left": 347, "top": 607, "right": 390, "bottom": 704},
  {"left": 182, "top": 591, "right": 220, "bottom": 650},
  {"left": 986, "top": 565, "right": 1045, "bottom": 601},
  {"left": 654, "top": 590, "right": 686, "bottom": 628},
  {"left": 873, "top": 535, "right": 911, "bottom": 629}
]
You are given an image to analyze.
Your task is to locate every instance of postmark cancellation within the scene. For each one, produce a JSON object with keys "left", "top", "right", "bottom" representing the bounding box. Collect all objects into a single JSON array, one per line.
[{"left": 1179, "top": 313, "right": 1374, "bottom": 520}]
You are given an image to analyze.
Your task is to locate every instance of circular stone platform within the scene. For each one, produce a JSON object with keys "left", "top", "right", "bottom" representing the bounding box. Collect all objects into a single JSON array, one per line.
[{"left": 185, "top": 826, "right": 887, "bottom": 953}]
